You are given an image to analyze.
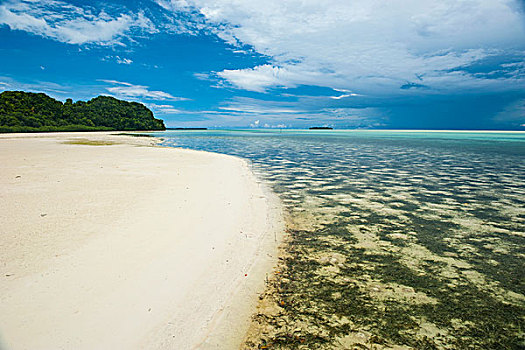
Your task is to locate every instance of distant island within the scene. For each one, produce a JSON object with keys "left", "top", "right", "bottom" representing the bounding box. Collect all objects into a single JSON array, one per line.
[
  {"left": 0, "top": 91, "right": 165, "bottom": 133},
  {"left": 309, "top": 126, "right": 333, "bottom": 130}
]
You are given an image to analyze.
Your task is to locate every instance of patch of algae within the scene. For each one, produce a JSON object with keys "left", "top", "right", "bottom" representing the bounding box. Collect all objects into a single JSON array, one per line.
[
  {"left": 243, "top": 208, "right": 525, "bottom": 350},
  {"left": 63, "top": 139, "right": 119, "bottom": 146}
]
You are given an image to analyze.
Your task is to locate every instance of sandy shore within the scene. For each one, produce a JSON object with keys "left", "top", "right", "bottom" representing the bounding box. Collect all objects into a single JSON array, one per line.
[{"left": 0, "top": 132, "right": 282, "bottom": 349}]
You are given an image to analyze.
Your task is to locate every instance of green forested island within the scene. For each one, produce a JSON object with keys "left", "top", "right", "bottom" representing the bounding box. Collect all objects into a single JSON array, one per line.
[{"left": 0, "top": 91, "right": 165, "bottom": 133}]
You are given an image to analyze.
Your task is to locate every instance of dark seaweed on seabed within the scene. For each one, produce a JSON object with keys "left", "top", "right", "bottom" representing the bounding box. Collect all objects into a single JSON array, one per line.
[{"left": 160, "top": 132, "right": 525, "bottom": 349}]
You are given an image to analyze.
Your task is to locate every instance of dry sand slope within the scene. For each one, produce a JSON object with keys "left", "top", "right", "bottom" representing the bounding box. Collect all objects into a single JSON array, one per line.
[{"left": 0, "top": 132, "right": 282, "bottom": 350}]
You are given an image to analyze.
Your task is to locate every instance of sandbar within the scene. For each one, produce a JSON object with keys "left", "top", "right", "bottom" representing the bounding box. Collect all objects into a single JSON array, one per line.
[{"left": 0, "top": 132, "right": 282, "bottom": 349}]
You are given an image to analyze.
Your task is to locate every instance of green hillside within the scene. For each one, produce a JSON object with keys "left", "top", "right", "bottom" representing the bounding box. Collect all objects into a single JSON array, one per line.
[{"left": 0, "top": 91, "right": 165, "bottom": 133}]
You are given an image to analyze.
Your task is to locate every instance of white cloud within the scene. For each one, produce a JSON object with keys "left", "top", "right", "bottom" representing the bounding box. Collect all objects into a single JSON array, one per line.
[
  {"left": 0, "top": 76, "right": 67, "bottom": 95},
  {"left": 330, "top": 89, "right": 361, "bottom": 99},
  {"left": 99, "top": 79, "right": 133, "bottom": 86},
  {"left": 163, "top": 0, "right": 525, "bottom": 95},
  {"left": 116, "top": 56, "right": 133, "bottom": 64},
  {"left": 99, "top": 80, "right": 188, "bottom": 101},
  {"left": 0, "top": 0, "right": 157, "bottom": 45},
  {"left": 217, "top": 65, "right": 293, "bottom": 92},
  {"left": 102, "top": 56, "right": 133, "bottom": 65},
  {"left": 116, "top": 56, "right": 133, "bottom": 65},
  {"left": 147, "top": 103, "right": 182, "bottom": 114}
]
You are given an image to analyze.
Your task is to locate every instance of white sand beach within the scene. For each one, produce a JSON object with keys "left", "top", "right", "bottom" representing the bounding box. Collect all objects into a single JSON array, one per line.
[{"left": 0, "top": 132, "right": 282, "bottom": 350}]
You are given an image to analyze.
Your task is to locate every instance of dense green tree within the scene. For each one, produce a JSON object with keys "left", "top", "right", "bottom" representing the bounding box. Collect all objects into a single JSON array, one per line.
[{"left": 0, "top": 91, "right": 166, "bottom": 133}]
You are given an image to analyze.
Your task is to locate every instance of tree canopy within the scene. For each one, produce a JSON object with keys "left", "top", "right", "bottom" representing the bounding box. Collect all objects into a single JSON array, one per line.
[{"left": 0, "top": 91, "right": 165, "bottom": 133}]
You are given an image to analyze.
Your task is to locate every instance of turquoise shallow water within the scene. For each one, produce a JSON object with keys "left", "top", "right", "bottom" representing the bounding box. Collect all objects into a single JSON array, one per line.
[{"left": 154, "top": 130, "right": 524, "bottom": 349}]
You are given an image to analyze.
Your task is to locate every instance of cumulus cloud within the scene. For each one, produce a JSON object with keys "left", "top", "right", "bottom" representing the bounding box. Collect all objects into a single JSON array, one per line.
[
  {"left": 0, "top": 0, "right": 157, "bottom": 45},
  {"left": 161, "top": 0, "right": 525, "bottom": 95},
  {"left": 217, "top": 65, "right": 293, "bottom": 92},
  {"left": 99, "top": 80, "right": 188, "bottom": 101}
]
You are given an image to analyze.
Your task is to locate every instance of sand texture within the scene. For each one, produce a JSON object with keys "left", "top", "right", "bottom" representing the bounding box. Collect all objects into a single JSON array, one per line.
[{"left": 0, "top": 132, "right": 282, "bottom": 350}]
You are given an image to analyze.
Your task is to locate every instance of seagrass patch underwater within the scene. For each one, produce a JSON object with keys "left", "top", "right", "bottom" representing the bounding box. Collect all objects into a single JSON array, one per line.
[{"left": 156, "top": 130, "right": 525, "bottom": 349}]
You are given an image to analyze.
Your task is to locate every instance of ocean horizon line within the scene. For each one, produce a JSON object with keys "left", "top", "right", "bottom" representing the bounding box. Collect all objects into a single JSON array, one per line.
[{"left": 163, "top": 128, "right": 525, "bottom": 133}]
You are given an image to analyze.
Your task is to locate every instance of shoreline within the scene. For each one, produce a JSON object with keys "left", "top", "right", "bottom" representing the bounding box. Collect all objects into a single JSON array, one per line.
[{"left": 0, "top": 132, "right": 283, "bottom": 349}]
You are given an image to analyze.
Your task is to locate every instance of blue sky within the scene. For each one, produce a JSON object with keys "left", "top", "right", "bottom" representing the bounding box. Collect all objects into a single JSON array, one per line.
[{"left": 1, "top": 0, "right": 524, "bottom": 129}]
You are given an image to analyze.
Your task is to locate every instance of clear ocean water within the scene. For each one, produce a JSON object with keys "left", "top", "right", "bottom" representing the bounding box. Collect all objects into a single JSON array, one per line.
[{"left": 153, "top": 130, "right": 524, "bottom": 349}]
